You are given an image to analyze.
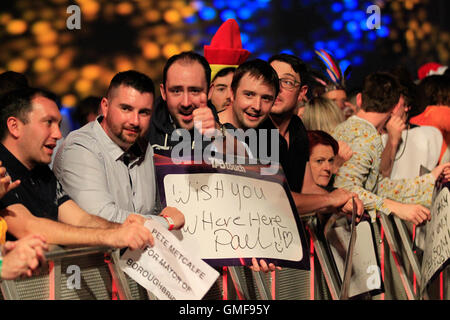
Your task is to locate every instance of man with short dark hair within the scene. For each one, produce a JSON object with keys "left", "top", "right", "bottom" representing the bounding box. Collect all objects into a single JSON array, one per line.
[
  {"left": 208, "top": 67, "right": 235, "bottom": 115},
  {"left": 53, "top": 70, "right": 184, "bottom": 228},
  {"left": 263, "top": 54, "right": 363, "bottom": 217},
  {"left": 333, "top": 72, "right": 450, "bottom": 224},
  {"left": 149, "top": 51, "right": 217, "bottom": 152},
  {"left": 218, "top": 59, "right": 279, "bottom": 132},
  {"left": 0, "top": 87, "right": 154, "bottom": 249}
]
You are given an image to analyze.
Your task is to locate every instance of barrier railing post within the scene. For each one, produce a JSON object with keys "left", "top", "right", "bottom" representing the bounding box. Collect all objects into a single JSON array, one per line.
[
  {"left": 378, "top": 214, "right": 416, "bottom": 300},
  {"left": 305, "top": 217, "right": 340, "bottom": 300}
]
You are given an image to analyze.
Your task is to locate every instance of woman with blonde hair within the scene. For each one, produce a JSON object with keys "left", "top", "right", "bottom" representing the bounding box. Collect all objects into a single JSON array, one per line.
[
  {"left": 302, "top": 97, "right": 352, "bottom": 171},
  {"left": 302, "top": 96, "right": 345, "bottom": 134}
]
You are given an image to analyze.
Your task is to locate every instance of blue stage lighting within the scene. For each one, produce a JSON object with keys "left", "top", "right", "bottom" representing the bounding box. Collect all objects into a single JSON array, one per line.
[
  {"left": 331, "top": 2, "right": 344, "bottom": 12},
  {"left": 339, "top": 60, "right": 351, "bottom": 73},
  {"left": 376, "top": 26, "right": 389, "bottom": 38},
  {"left": 344, "top": 0, "right": 358, "bottom": 10},
  {"left": 258, "top": 52, "right": 271, "bottom": 61},
  {"left": 220, "top": 10, "right": 237, "bottom": 21},
  {"left": 332, "top": 20, "right": 344, "bottom": 31},
  {"left": 199, "top": 7, "right": 216, "bottom": 21},
  {"left": 238, "top": 8, "right": 252, "bottom": 20},
  {"left": 213, "top": 0, "right": 227, "bottom": 10},
  {"left": 228, "top": 0, "right": 242, "bottom": 9},
  {"left": 300, "top": 50, "right": 314, "bottom": 61},
  {"left": 351, "top": 30, "right": 362, "bottom": 40},
  {"left": 352, "top": 55, "right": 363, "bottom": 65},
  {"left": 242, "top": 23, "right": 256, "bottom": 33},
  {"left": 335, "top": 48, "right": 346, "bottom": 59},
  {"left": 184, "top": 15, "right": 197, "bottom": 24},
  {"left": 314, "top": 41, "right": 325, "bottom": 50},
  {"left": 353, "top": 11, "right": 365, "bottom": 21},
  {"left": 327, "top": 40, "right": 339, "bottom": 51},
  {"left": 281, "top": 49, "right": 295, "bottom": 55},
  {"left": 367, "top": 31, "right": 377, "bottom": 41},
  {"left": 240, "top": 32, "right": 249, "bottom": 44},
  {"left": 346, "top": 21, "right": 358, "bottom": 33}
]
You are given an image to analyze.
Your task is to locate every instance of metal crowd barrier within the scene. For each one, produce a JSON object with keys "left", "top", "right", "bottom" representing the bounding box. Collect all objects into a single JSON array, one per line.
[{"left": 0, "top": 214, "right": 447, "bottom": 300}]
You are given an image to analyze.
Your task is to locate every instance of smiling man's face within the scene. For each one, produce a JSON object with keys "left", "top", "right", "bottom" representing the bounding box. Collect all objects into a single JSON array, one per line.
[
  {"left": 231, "top": 73, "right": 276, "bottom": 130},
  {"left": 160, "top": 60, "right": 208, "bottom": 130}
]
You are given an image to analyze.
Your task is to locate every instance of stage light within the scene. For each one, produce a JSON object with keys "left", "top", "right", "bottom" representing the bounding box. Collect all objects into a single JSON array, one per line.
[
  {"left": 332, "top": 20, "right": 344, "bottom": 31},
  {"left": 33, "top": 58, "right": 52, "bottom": 73},
  {"left": 346, "top": 21, "right": 358, "bottom": 33},
  {"left": 199, "top": 7, "right": 216, "bottom": 21},
  {"left": 238, "top": 8, "right": 252, "bottom": 20},
  {"left": 335, "top": 48, "right": 346, "bottom": 59},
  {"left": 240, "top": 33, "right": 249, "bottom": 45},
  {"left": 339, "top": 60, "right": 351, "bottom": 74},
  {"left": 352, "top": 55, "right": 363, "bottom": 65},
  {"left": 314, "top": 41, "right": 325, "bottom": 50},
  {"left": 116, "top": 2, "right": 134, "bottom": 16},
  {"left": 164, "top": 9, "right": 181, "bottom": 24},
  {"left": 300, "top": 50, "right": 314, "bottom": 61},
  {"left": 327, "top": 40, "right": 339, "bottom": 51},
  {"left": 81, "top": 64, "right": 101, "bottom": 80},
  {"left": 281, "top": 49, "right": 295, "bottom": 55},
  {"left": 213, "top": 0, "right": 227, "bottom": 10},
  {"left": 62, "top": 94, "right": 77, "bottom": 108},
  {"left": 376, "top": 26, "right": 389, "bottom": 38},
  {"left": 257, "top": 53, "right": 270, "bottom": 61},
  {"left": 220, "top": 10, "right": 237, "bottom": 21},
  {"left": 344, "top": 0, "right": 358, "bottom": 10},
  {"left": 7, "top": 58, "right": 28, "bottom": 73},
  {"left": 6, "top": 19, "right": 27, "bottom": 35},
  {"left": 331, "top": 2, "right": 343, "bottom": 12},
  {"left": 162, "top": 43, "right": 180, "bottom": 59},
  {"left": 144, "top": 10, "right": 161, "bottom": 22}
]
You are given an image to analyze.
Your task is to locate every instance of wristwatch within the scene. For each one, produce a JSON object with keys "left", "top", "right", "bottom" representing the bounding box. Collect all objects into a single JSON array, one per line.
[{"left": 163, "top": 215, "right": 175, "bottom": 231}]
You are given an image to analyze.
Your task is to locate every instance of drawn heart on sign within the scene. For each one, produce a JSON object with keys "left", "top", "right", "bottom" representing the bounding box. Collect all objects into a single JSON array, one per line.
[{"left": 283, "top": 231, "right": 293, "bottom": 248}]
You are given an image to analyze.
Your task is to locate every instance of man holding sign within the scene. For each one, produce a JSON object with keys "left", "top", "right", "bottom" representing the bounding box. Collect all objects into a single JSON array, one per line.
[{"left": 218, "top": 57, "right": 364, "bottom": 221}]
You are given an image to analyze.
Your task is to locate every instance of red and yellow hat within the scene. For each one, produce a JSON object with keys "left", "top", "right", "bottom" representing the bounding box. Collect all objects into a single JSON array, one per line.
[{"left": 203, "top": 19, "right": 251, "bottom": 80}]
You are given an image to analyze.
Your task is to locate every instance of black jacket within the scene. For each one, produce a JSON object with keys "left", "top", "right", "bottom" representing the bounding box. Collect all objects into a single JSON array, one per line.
[{"left": 148, "top": 96, "right": 217, "bottom": 153}]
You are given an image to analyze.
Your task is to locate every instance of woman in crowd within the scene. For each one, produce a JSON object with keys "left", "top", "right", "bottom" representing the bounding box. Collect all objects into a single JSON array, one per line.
[{"left": 302, "top": 97, "right": 352, "bottom": 172}]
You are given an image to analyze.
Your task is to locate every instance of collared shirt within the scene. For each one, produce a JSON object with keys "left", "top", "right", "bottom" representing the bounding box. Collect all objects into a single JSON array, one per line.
[
  {"left": 52, "top": 116, "right": 157, "bottom": 223},
  {"left": 0, "top": 143, "right": 70, "bottom": 239},
  {"left": 332, "top": 115, "right": 435, "bottom": 219}
]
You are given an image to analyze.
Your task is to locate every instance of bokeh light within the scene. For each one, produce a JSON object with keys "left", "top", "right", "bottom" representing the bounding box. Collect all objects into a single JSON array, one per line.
[{"left": 0, "top": 0, "right": 447, "bottom": 108}]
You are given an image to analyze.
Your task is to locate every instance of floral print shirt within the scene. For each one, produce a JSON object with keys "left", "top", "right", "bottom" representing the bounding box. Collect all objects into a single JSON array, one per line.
[{"left": 332, "top": 116, "right": 435, "bottom": 219}]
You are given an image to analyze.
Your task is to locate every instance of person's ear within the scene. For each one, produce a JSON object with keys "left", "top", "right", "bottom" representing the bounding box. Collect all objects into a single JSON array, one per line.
[
  {"left": 6, "top": 116, "right": 22, "bottom": 139},
  {"left": 160, "top": 83, "right": 167, "bottom": 101},
  {"left": 356, "top": 92, "right": 362, "bottom": 108},
  {"left": 207, "top": 84, "right": 214, "bottom": 100},
  {"left": 100, "top": 97, "right": 109, "bottom": 116}
]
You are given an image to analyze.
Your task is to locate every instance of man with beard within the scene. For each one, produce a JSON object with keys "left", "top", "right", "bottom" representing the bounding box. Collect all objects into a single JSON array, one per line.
[{"left": 53, "top": 70, "right": 184, "bottom": 229}]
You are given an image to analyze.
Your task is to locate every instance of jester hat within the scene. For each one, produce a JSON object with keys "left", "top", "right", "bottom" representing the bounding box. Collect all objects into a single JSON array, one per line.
[{"left": 204, "top": 19, "right": 251, "bottom": 80}]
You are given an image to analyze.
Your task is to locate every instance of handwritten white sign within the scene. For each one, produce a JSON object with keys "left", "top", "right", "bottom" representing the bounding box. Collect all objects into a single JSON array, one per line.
[
  {"left": 119, "top": 220, "right": 220, "bottom": 300},
  {"left": 164, "top": 173, "right": 303, "bottom": 262},
  {"left": 421, "top": 187, "right": 450, "bottom": 290}
]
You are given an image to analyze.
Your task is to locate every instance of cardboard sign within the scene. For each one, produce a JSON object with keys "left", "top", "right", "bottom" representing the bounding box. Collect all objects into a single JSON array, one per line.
[
  {"left": 421, "top": 183, "right": 450, "bottom": 291},
  {"left": 119, "top": 220, "right": 220, "bottom": 300},
  {"left": 153, "top": 152, "right": 309, "bottom": 270}
]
